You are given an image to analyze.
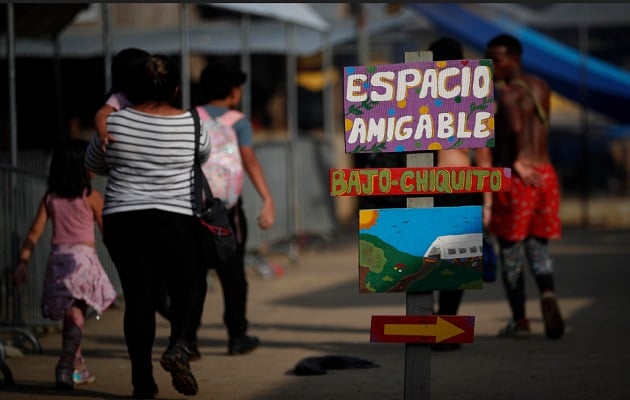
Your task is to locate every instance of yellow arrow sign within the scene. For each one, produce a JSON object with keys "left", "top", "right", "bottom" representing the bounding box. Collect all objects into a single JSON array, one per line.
[{"left": 384, "top": 317, "right": 466, "bottom": 342}]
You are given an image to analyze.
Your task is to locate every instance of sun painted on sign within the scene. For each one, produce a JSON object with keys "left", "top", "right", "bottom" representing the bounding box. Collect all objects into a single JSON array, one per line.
[
  {"left": 359, "top": 206, "right": 483, "bottom": 293},
  {"left": 344, "top": 59, "right": 495, "bottom": 153}
]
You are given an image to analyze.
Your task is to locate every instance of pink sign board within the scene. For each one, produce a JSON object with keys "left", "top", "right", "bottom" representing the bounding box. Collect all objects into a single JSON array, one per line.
[{"left": 343, "top": 59, "right": 495, "bottom": 154}]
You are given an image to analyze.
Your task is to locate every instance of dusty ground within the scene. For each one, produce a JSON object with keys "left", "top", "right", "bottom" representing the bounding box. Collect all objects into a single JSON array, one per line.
[{"left": 1, "top": 226, "right": 630, "bottom": 400}]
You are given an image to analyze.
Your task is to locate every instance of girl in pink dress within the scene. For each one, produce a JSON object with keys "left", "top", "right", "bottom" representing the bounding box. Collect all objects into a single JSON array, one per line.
[{"left": 14, "top": 139, "right": 117, "bottom": 390}]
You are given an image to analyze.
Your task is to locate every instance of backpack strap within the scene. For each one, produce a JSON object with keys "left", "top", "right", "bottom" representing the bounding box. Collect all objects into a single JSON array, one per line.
[
  {"left": 195, "top": 105, "right": 211, "bottom": 122},
  {"left": 195, "top": 106, "right": 243, "bottom": 127},
  {"left": 511, "top": 79, "right": 549, "bottom": 129},
  {"left": 218, "top": 110, "right": 244, "bottom": 127},
  {"left": 190, "top": 107, "right": 215, "bottom": 213}
]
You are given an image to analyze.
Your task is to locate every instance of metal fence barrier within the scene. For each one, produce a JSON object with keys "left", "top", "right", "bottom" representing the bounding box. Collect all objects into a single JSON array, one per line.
[
  {"left": 0, "top": 159, "right": 121, "bottom": 336},
  {"left": 1, "top": 165, "right": 55, "bottom": 329},
  {"left": 0, "top": 136, "right": 339, "bottom": 334},
  {"left": 241, "top": 136, "right": 337, "bottom": 257}
]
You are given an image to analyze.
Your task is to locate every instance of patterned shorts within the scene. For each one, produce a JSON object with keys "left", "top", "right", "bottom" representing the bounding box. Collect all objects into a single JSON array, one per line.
[{"left": 489, "top": 163, "right": 562, "bottom": 242}]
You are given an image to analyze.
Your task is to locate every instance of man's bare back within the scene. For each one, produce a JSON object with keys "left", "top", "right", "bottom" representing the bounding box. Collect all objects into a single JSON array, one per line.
[
  {"left": 497, "top": 74, "right": 551, "bottom": 163},
  {"left": 487, "top": 40, "right": 553, "bottom": 187}
]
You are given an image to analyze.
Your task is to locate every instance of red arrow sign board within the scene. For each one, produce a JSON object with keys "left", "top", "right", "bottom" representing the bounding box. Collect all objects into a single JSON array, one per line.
[{"left": 371, "top": 315, "right": 475, "bottom": 344}]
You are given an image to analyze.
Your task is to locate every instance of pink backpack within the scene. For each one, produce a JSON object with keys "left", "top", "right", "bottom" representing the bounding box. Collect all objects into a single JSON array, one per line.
[{"left": 196, "top": 106, "right": 244, "bottom": 209}]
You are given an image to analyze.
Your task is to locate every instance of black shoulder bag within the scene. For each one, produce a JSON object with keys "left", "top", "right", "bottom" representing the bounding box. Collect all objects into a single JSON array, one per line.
[{"left": 191, "top": 107, "right": 237, "bottom": 263}]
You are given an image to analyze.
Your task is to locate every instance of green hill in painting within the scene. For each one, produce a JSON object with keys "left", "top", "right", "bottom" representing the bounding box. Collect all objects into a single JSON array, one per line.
[{"left": 359, "top": 233, "right": 482, "bottom": 293}]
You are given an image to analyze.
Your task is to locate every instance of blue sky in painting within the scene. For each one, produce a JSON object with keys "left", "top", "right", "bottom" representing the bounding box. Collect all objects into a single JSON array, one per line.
[{"left": 360, "top": 206, "right": 482, "bottom": 257}]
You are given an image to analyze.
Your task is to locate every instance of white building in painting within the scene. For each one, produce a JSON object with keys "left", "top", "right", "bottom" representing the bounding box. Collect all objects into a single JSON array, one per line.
[{"left": 424, "top": 233, "right": 483, "bottom": 260}]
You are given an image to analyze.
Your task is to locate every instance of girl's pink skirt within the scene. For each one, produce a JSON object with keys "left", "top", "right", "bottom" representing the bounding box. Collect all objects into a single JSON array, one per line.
[{"left": 41, "top": 244, "right": 117, "bottom": 321}]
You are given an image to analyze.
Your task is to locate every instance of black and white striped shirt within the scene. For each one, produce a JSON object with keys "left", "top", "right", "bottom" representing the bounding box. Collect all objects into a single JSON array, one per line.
[{"left": 86, "top": 108, "right": 210, "bottom": 217}]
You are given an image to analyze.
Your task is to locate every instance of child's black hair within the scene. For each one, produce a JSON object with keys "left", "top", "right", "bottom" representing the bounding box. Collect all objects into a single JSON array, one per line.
[
  {"left": 110, "top": 47, "right": 151, "bottom": 95},
  {"left": 199, "top": 61, "right": 247, "bottom": 102},
  {"left": 47, "top": 139, "right": 92, "bottom": 199}
]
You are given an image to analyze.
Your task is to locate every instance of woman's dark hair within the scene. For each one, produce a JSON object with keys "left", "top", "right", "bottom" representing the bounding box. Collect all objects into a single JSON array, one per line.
[
  {"left": 199, "top": 61, "right": 247, "bottom": 102},
  {"left": 47, "top": 139, "right": 92, "bottom": 198},
  {"left": 110, "top": 47, "right": 150, "bottom": 95},
  {"left": 125, "top": 54, "right": 181, "bottom": 105},
  {"left": 487, "top": 34, "right": 522, "bottom": 56}
]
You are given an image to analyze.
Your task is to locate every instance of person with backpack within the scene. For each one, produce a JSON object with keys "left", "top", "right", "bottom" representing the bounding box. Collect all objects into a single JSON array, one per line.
[{"left": 193, "top": 61, "right": 275, "bottom": 357}]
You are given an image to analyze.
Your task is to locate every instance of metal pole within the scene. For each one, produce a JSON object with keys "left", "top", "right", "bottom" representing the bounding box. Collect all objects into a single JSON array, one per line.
[
  {"left": 317, "top": 30, "right": 337, "bottom": 235},
  {"left": 7, "top": 2, "right": 20, "bottom": 324},
  {"left": 579, "top": 4, "right": 590, "bottom": 227},
  {"left": 8, "top": 2, "right": 17, "bottom": 167},
  {"left": 240, "top": 15, "right": 252, "bottom": 120},
  {"left": 102, "top": 3, "right": 112, "bottom": 96},
  {"left": 53, "top": 34, "right": 64, "bottom": 140},
  {"left": 179, "top": 3, "right": 190, "bottom": 109},
  {"left": 357, "top": 3, "right": 369, "bottom": 65},
  {"left": 286, "top": 23, "right": 301, "bottom": 237},
  {"left": 322, "top": 31, "right": 334, "bottom": 143}
]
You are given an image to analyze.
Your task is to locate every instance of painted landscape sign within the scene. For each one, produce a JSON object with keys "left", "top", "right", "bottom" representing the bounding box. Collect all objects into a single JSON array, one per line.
[
  {"left": 370, "top": 315, "right": 475, "bottom": 344},
  {"left": 330, "top": 166, "right": 511, "bottom": 196},
  {"left": 343, "top": 59, "right": 495, "bottom": 153},
  {"left": 359, "top": 206, "right": 483, "bottom": 293}
]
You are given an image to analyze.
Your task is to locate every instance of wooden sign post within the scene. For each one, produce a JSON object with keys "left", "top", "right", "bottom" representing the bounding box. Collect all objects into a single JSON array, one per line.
[
  {"left": 404, "top": 50, "right": 435, "bottom": 400},
  {"left": 371, "top": 315, "right": 475, "bottom": 344},
  {"left": 333, "top": 51, "right": 500, "bottom": 399}
]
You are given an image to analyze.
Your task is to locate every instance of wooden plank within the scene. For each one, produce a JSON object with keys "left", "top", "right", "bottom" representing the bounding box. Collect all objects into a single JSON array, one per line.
[
  {"left": 371, "top": 315, "right": 475, "bottom": 344},
  {"left": 358, "top": 206, "right": 483, "bottom": 293},
  {"left": 403, "top": 50, "right": 434, "bottom": 400},
  {"left": 343, "top": 58, "right": 495, "bottom": 154},
  {"left": 330, "top": 166, "right": 511, "bottom": 196}
]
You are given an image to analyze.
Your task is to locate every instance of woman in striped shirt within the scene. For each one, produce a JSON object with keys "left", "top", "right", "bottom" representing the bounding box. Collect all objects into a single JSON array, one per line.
[{"left": 86, "top": 54, "right": 210, "bottom": 399}]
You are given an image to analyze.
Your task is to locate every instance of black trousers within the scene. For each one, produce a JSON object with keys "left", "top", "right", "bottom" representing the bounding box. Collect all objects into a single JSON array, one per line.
[
  {"left": 213, "top": 199, "right": 249, "bottom": 339},
  {"left": 159, "top": 198, "right": 250, "bottom": 342},
  {"left": 103, "top": 210, "right": 207, "bottom": 389}
]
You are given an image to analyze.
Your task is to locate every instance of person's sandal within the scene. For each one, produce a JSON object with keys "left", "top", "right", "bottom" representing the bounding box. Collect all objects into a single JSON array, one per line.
[
  {"left": 132, "top": 381, "right": 159, "bottom": 399},
  {"left": 188, "top": 341, "right": 202, "bottom": 361},
  {"left": 541, "top": 293, "right": 565, "bottom": 339},
  {"left": 497, "top": 318, "right": 531, "bottom": 338},
  {"left": 228, "top": 335, "right": 260, "bottom": 355},
  {"left": 55, "top": 365, "right": 74, "bottom": 390},
  {"left": 72, "top": 367, "right": 96, "bottom": 385}
]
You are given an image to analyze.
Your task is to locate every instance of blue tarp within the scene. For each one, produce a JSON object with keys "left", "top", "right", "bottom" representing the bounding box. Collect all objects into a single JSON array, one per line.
[{"left": 409, "top": 3, "right": 630, "bottom": 124}]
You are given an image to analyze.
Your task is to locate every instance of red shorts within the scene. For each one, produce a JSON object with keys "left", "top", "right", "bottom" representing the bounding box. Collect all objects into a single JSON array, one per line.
[{"left": 489, "top": 163, "right": 561, "bottom": 242}]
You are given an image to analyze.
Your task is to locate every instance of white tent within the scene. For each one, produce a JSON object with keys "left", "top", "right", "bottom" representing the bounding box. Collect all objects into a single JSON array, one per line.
[
  {"left": 208, "top": 3, "right": 329, "bottom": 32},
  {"left": 0, "top": 13, "right": 408, "bottom": 58}
]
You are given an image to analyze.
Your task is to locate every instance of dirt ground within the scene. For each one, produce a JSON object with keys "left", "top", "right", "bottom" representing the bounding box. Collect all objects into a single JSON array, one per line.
[{"left": 2, "top": 226, "right": 630, "bottom": 400}]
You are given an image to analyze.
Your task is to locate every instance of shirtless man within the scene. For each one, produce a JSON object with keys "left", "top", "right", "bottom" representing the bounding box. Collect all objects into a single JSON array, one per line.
[
  {"left": 485, "top": 34, "right": 564, "bottom": 340},
  {"left": 430, "top": 38, "right": 493, "bottom": 351}
]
